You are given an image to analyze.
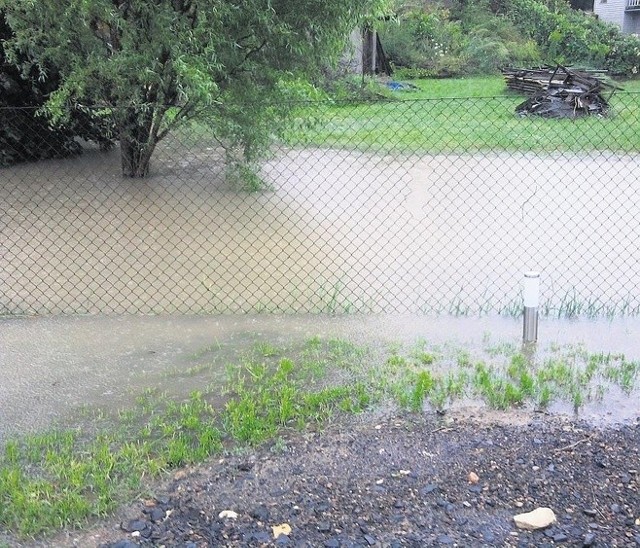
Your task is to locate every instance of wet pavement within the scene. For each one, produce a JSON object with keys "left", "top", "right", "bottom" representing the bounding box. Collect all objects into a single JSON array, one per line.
[{"left": 2, "top": 314, "right": 640, "bottom": 444}]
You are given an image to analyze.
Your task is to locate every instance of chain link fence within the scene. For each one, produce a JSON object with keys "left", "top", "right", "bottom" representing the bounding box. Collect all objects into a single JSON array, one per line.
[{"left": 2, "top": 93, "right": 640, "bottom": 317}]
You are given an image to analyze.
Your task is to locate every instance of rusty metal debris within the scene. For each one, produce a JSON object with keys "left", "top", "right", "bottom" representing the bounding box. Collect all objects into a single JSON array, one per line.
[{"left": 502, "top": 66, "right": 619, "bottom": 118}]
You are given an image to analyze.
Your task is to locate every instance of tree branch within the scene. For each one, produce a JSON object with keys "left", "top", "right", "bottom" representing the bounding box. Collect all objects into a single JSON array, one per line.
[{"left": 224, "top": 39, "right": 268, "bottom": 81}]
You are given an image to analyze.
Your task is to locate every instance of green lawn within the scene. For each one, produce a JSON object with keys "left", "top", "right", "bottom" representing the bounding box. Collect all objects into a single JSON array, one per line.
[
  {"left": 285, "top": 76, "right": 640, "bottom": 154},
  {"left": 389, "top": 75, "right": 512, "bottom": 98},
  {"left": 387, "top": 75, "right": 640, "bottom": 98}
]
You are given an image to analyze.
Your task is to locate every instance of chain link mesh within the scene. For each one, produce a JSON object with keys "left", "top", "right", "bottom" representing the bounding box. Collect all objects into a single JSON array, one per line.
[{"left": 2, "top": 93, "right": 639, "bottom": 317}]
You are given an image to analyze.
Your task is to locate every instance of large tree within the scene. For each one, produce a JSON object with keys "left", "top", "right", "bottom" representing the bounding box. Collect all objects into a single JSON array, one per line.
[{"left": 1, "top": 0, "right": 384, "bottom": 177}]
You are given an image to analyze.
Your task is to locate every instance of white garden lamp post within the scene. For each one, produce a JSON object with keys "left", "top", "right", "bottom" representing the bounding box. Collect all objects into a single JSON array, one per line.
[{"left": 523, "top": 271, "right": 540, "bottom": 344}]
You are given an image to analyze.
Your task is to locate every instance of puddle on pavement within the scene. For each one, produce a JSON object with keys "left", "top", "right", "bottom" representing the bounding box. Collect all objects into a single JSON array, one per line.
[{"left": 1, "top": 314, "right": 640, "bottom": 444}]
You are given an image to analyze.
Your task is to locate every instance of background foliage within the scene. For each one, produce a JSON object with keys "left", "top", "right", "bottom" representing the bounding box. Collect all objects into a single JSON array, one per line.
[
  {"left": 381, "top": 0, "right": 640, "bottom": 78},
  {"left": 0, "top": 12, "right": 114, "bottom": 167}
]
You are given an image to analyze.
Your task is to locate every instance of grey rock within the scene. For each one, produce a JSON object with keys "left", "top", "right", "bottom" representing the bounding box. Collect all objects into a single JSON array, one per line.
[
  {"left": 252, "top": 531, "right": 272, "bottom": 543},
  {"left": 421, "top": 483, "right": 438, "bottom": 495},
  {"left": 482, "top": 529, "right": 495, "bottom": 543},
  {"left": 582, "top": 532, "right": 596, "bottom": 546},
  {"left": 149, "top": 507, "right": 165, "bottom": 522},
  {"left": 121, "top": 520, "right": 149, "bottom": 533},
  {"left": 250, "top": 504, "right": 270, "bottom": 522}
]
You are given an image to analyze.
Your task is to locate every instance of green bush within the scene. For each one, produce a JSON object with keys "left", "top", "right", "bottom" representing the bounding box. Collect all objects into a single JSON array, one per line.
[
  {"left": 321, "top": 74, "right": 394, "bottom": 101},
  {"left": 607, "top": 33, "right": 640, "bottom": 76},
  {"left": 381, "top": 0, "right": 639, "bottom": 77},
  {"left": 380, "top": 5, "right": 468, "bottom": 76},
  {"left": 380, "top": 1, "right": 540, "bottom": 76},
  {"left": 495, "top": 0, "right": 640, "bottom": 76},
  {"left": 465, "top": 33, "right": 510, "bottom": 73},
  {"left": 392, "top": 66, "right": 440, "bottom": 79}
]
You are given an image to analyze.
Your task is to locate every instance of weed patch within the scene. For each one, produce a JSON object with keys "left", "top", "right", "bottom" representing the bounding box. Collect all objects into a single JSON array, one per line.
[{"left": 1, "top": 335, "right": 638, "bottom": 540}]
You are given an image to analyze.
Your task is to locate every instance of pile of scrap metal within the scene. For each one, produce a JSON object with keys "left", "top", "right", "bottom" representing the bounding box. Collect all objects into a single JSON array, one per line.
[{"left": 502, "top": 66, "right": 619, "bottom": 118}]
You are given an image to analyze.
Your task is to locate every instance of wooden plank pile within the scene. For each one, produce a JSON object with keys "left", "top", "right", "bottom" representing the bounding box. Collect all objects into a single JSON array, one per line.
[{"left": 502, "top": 66, "right": 616, "bottom": 118}]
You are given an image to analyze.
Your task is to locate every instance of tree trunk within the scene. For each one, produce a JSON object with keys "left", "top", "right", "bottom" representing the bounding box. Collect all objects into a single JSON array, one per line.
[
  {"left": 118, "top": 107, "right": 157, "bottom": 178},
  {"left": 120, "top": 136, "right": 155, "bottom": 177}
]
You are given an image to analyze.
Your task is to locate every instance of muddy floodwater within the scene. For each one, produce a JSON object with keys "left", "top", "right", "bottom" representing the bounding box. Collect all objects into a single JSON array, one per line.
[
  {"left": 2, "top": 314, "right": 640, "bottom": 443},
  {"left": 3, "top": 141, "right": 640, "bottom": 442},
  {"left": 2, "top": 143, "right": 640, "bottom": 315}
]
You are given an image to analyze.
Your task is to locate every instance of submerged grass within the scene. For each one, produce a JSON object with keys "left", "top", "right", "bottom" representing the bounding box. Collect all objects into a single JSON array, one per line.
[{"left": 1, "top": 334, "right": 639, "bottom": 540}]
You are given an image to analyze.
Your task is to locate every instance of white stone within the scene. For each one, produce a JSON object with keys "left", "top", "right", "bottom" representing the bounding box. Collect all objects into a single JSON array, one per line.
[
  {"left": 272, "top": 523, "right": 292, "bottom": 538},
  {"left": 513, "top": 507, "right": 557, "bottom": 530},
  {"left": 218, "top": 510, "right": 239, "bottom": 520}
]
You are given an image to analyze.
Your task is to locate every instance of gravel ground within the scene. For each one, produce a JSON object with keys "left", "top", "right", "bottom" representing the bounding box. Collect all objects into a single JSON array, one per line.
[{"left": 19, "top": 409, "right": 640, "bottom": 548}]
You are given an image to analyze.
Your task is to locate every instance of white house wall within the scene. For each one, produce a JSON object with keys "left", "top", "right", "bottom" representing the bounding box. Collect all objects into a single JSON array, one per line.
[
  {"left": 594, "top": 0, "right": 625, "bottom": 27},
  {"left": 623, "top": 12, "right": 640, "bottom": 33},
  {"left": 594, "top": 0, "right": 639, "bottom": 32}
]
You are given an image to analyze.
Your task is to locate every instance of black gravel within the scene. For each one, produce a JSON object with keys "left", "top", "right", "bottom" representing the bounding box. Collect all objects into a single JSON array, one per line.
[{"left": 22, "top": 413, "right": 640, "bottom": 547}]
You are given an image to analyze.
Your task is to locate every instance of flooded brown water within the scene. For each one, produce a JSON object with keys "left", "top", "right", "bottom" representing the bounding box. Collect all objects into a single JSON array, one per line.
[
  {"left": 2, "top": 142, "right": 640, "bottom": 315},
  {"left": 2, "top": 142, "right": 640, "bottom": 438},
  {"left": 2, "top": 314, "right": 639, "bottom": 443}
]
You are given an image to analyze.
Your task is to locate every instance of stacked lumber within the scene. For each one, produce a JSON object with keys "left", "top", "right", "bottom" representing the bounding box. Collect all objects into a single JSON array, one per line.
[{"left": 502, "top": 66, "right": 616, "bottom": 118}]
